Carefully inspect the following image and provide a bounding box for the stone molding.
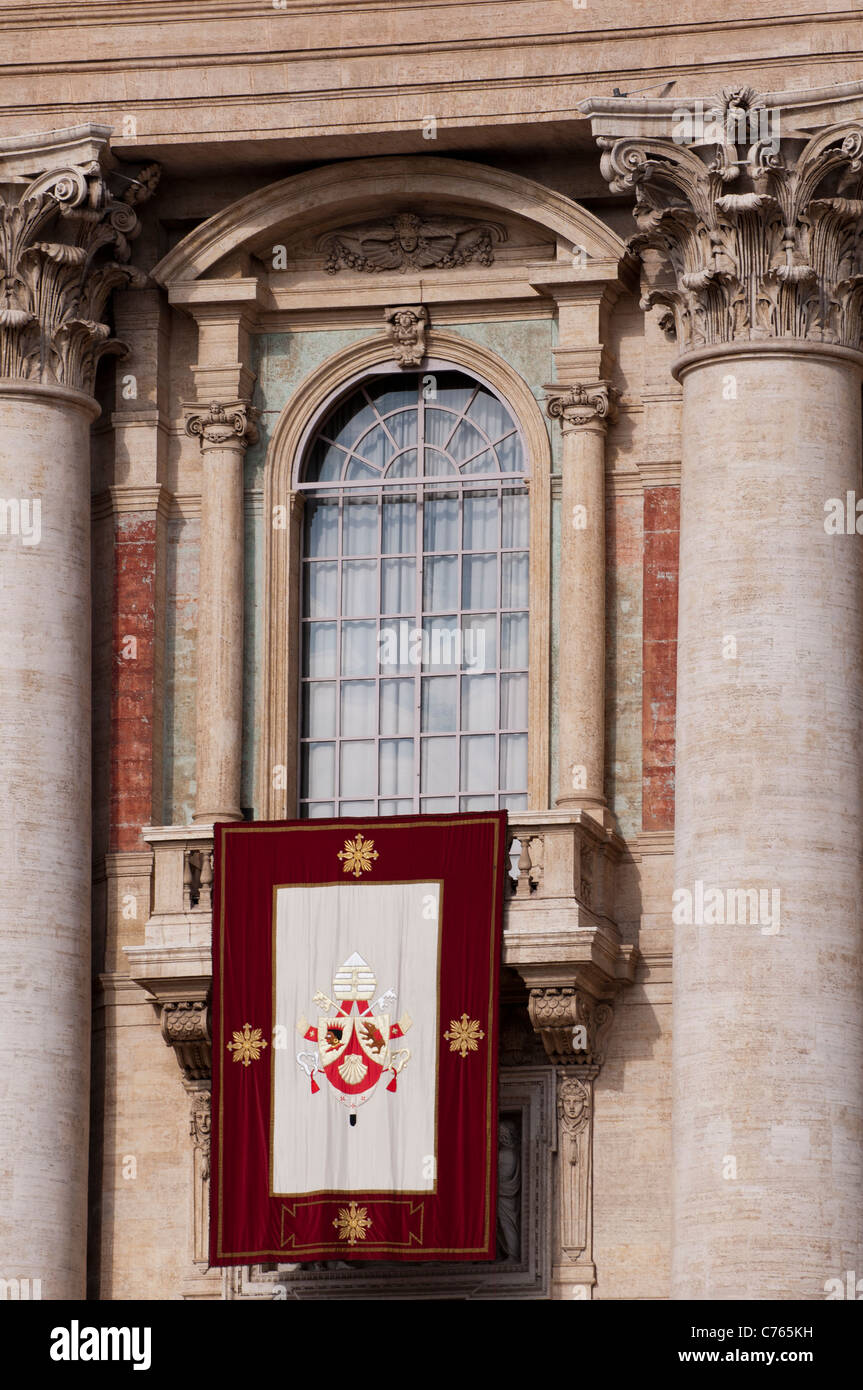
[0,128,158,394]
[152,156,626,289]
[586,89,863,354]
[383,304,429,366]
[544,381,618,433]
[184,400,258,451]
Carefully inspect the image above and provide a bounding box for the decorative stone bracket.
[160,999,211,1084]
[527,987,614,1067]
[384,304,429,366]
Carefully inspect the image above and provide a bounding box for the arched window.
[298,369,529,817]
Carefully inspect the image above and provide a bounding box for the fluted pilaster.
[185,401,258,824]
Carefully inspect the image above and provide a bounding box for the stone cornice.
[0,129,159,394]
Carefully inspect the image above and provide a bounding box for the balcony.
[126,814,637,1069]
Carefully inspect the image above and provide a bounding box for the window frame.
[259,332,552,820]
[296,367,531,818]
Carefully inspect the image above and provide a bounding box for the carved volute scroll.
[0,155,159,391]
[590,87,863,353]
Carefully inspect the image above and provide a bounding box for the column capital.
[544,381,617,432]
[0,127,159,395]
[582,87,863,355]
[185,400,259,451]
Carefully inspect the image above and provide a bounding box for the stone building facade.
[0,2,862,1301]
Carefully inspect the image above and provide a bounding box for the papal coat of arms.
[296,952,412,1125]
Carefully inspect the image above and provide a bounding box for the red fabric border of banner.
[209,811,505,1264]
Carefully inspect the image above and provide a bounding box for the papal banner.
[210,810,506,1264]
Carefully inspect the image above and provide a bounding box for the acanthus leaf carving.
[0,156,160,392]
[593,102,863,353]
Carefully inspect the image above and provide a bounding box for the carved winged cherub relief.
[318,211,506,273]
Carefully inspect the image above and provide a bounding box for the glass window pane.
[324,393,377,449]
[301,742,334,798]
[380,678,414,734]
[380,739,413,797]
[463,493,498,550]
[304,499,338,557]
[302,681,336,737]
[500,672,528,729]
[381,557,415,614]
[380,798,413,815]
[496,432,524,474]
[340,680,376,737]
[342,559,377,616]
[339,741,376,798]
[467,387,512,439]
[460,795,495,810]
[460,734,496,793]
[340,800,375,815]
[306,438,347,483]
[502,552,529,609]
[461,449,497,476]
[343,498,377,555]
[502,491,529,548]
[423,555,458,612]
[354,423,393,468]
[421,675,457,732]
[424,447,456,476]
[462,674,496,731]
[306,801,335,818]
[421,737,457,793]
[386,410,418,450]
[422,616,459,672]
[303,622,337,679]
[367,379,415,415]
[434,374,474,412]
[423,494,458,551]
[386,450,417,478]
[501,793,528,812]
[462,554,497,610]
[378,618,415,675]
[303,561,338,618]
[382,498,416,554]
[421,797,457,812]
[501,613,528,669]
[462,613,496,672]
[341,620,377,677]
[500,733,528,791]
[425,409,459,450]
[448,419,487,463]
[345,457,379,481]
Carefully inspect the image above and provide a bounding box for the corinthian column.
[583,84,863,1299]
[0,126,158,1297]
[545,383,616,817]
[185,402,257,824]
